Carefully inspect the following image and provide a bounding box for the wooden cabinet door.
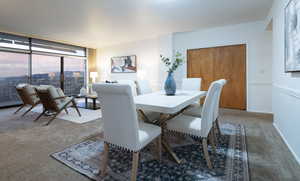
[187,44,246,110]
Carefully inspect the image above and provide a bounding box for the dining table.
[134,90,207,164]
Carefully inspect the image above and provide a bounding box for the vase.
[164,72,176,96]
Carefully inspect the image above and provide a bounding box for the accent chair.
[15,84,40,116]
[35,86,81,126]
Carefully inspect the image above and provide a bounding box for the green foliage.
[160,52,184,73]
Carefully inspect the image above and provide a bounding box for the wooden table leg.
[159,113,182,164]
[138,110,182,164]
[162,140,181,164]
[138,110,152,123]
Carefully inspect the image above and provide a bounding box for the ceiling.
[0,0,273,48]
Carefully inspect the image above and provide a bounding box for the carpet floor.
[0,108,299,181]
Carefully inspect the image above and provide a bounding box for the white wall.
[270,0,300,163]
[173,21,273,113]
[96,34,172,91]
[96,21,272,113]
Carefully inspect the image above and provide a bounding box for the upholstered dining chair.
[183,79,227,135]
[136,79,152,95]
[136,80,160,123]
[181,78,202,91]
[35,86,81,126]
[15,84,41,116]
[166,81,222,169]
[182,78,202,106]
[93,84,161,181]
[116,79,138,96]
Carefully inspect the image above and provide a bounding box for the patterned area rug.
[51,124,249,181]
[31,105,101,124]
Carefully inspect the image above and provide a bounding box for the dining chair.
[166,80,222,169]
[34,86,81,126]
[182,78,202,106]
[136,79,160,123]
[181,78,202,91]
[183,79,227,135]
[136,79,152,95]
[116,79,138,96]
[93,83,161,181]
[15,84,41,116]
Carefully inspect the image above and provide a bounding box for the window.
[0,51,29,107]
[0,33,30,51]
[31,39,86,57]
[0,32,87,107]
[31,54,61,88]
[64,57,86,96]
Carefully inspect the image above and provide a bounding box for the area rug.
[51,124,249,181]
[31,105,102,124]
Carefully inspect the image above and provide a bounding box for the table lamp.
[90,72,98,83]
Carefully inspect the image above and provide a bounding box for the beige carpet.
[31,105,102,124]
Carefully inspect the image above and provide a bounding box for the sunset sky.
[0,52,85,78]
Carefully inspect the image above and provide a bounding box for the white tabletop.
[134,90,207,114]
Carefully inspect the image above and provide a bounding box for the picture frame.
[285,0,300,72]
[111,55,137,73]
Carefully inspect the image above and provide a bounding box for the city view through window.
[0,52,86,107]
[0,52,29,106]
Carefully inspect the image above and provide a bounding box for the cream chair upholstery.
[35,86,81,126]
[166,81,222,169]
[181,78,202,91]
[136,79,152,95]
[212,79,227,134]
[183,79,226,118]
[183,79,227,136]
[182,78,202,106]
[15,84,41,116]
[136,79,160,123]
[93,83,161,181]
[116,79,138,96]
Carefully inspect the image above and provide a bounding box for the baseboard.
[246,109,273,115]
[273,122,300,165]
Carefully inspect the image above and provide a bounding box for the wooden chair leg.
[156,136,162,162]
[14,105,25,114]
[44,109,63,126]
[100,142,109,177]
[72,100,81,117]
[202,138,212,169]
[216,118,222,135]
[64,108,69,114]
[209,129,217,153]
[213,123,218,145]
[21,105,35,117]
[34,110,46,122]
[131,152,140,181]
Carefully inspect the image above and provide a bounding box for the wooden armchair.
[15,84,41,116]
[35,86,81,126]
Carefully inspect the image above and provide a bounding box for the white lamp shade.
[90,72,98,78]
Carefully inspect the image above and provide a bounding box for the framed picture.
[285,0,300,72]
[111,55,137,73]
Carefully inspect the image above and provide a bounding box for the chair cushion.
[137,121,161,150]
[56,88,65,97]
[23,85,40,105]
[183,103,202,117]
[57,97,73,110]
[16,83,28,89]
[166,114,203,137]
